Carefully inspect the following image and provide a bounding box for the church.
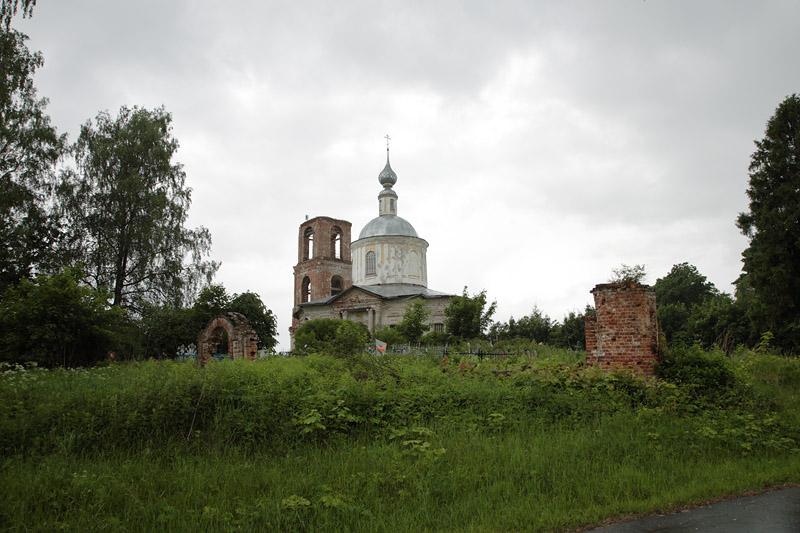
[290,145,453,347]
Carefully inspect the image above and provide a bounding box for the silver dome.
[358,214,418,239]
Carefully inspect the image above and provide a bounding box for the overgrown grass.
[1,348,799,531]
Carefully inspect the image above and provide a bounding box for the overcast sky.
[16,1,800,349]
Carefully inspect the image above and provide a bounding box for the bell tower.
[290,216,352,338]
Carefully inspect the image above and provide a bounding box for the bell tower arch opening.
[331,226,343,259]
[303,227,314,260]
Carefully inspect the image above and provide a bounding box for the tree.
[0,26,65,294]
[550,309,587,350]
[395,298,430,343]
[609,264,647,284]
[193,283,231,320]
[736,94,800,347]
[444,287,496,340]
[58,106,217,309]
[332,320,371,356]
[0,267,123,367]
[654,263,718,308]
[1,0,36,29]
[294,318,342,353]
[654,263,719,346]
[229,291,278,351]
[294,318,369,355]
[374,326,406,346]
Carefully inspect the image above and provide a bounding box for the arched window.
[389,198,395,212]
[331,275,343,296]
[409,250,419,278]
[303,227,314,260]
[301,276,311,303]
[366,251,376,277]
[331,226,342,259]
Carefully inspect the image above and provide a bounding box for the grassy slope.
[1,350,799,532]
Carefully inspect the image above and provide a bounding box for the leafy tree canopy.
[374,326,406,346]
[229,291,278,351]
[654,262,718,308]
[136,284,278,357]
[395,299,430,344]
[294,318,370,356]
[1,0,35,29]
[0,26,65,294]
[0,266,122,367]
[58,105,218,309]
[444,287,496,340]
[736,93,800,346]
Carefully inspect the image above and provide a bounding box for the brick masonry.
[585,282,658,377]
[291,216,353,337]
[197,312,259,363]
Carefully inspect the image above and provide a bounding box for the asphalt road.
[590,485,800,532]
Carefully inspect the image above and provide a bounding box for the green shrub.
[374,327,406,346]
[332,321,370,356]
[419,331,451,345]
[655,344,738,394]
[0,267,123,367]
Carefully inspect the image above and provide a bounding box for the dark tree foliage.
[136,304,198,359]
[654,262,718,308]
[1,0,35,29]
[192,284,277,351]
[0,27,65,294]
[193,283,230,319]
[444,287,496,340]
[294,318,341,353]
[0,267,122,367]
[137,284,278,357]
[550,309,587,350]
[229,291,278,351]
[653,263,757,351]
[490,306,554,344]
[687,294,756,351]
[490,306,587,350]
[736,94,800,348]
[58,106,217,309]
[374,326,406,346]
[294,318,370,355]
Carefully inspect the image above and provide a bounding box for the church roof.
[299,283,451,308]
[358,214,418,239]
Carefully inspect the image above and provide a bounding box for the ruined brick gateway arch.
[197,312,258,363]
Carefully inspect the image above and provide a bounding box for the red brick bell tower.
[290,216,352,340]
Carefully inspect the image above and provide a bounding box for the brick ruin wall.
[585,282,658,377]
[197,312,259,364]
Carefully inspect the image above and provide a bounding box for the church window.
[389,198,395,212]
[366,251,376,277]
[409,251,419,278]
[331,226,342,259]
[331,275,343,296]
[303,227,314,260]
[434,323,444,333]
[301,276,311,302]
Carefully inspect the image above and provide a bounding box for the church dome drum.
[351,147,428,287]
